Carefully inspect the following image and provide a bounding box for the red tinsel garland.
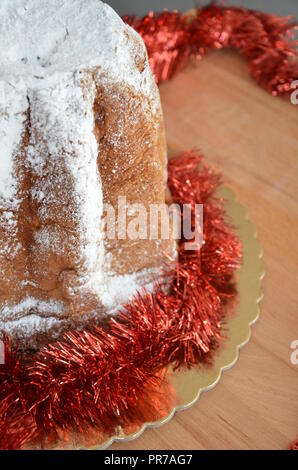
[0,152,241,450]
[124,4,298,96]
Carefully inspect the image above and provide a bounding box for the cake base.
[0,266,164,350]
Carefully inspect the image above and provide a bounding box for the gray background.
[104,1,298,18]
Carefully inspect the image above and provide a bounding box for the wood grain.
[111,50,298,450]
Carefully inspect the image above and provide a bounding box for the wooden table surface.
[111,50,298,450]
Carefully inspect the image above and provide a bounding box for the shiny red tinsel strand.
[0,152,241,449]
[124,4,298,96]
[288,439,298,450]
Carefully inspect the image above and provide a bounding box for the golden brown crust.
[94,78,173,276]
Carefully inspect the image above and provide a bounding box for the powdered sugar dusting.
[0,297,65,321]
[0,0,159,202]
[0,314,69,345]
[100,269,159,312]
[0,269,159,347]
[0,0,165,343]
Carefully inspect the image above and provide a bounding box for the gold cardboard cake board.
[82,184,265,450]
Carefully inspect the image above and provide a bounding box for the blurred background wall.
[104,1,298,18]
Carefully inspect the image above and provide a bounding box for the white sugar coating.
[0,0,159,202]
[0,0,154,96]
[0,314,69,345]
[27,73,104,301]
[89,267,160,312]
[0,297,65,321]
[0,269,159,347]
